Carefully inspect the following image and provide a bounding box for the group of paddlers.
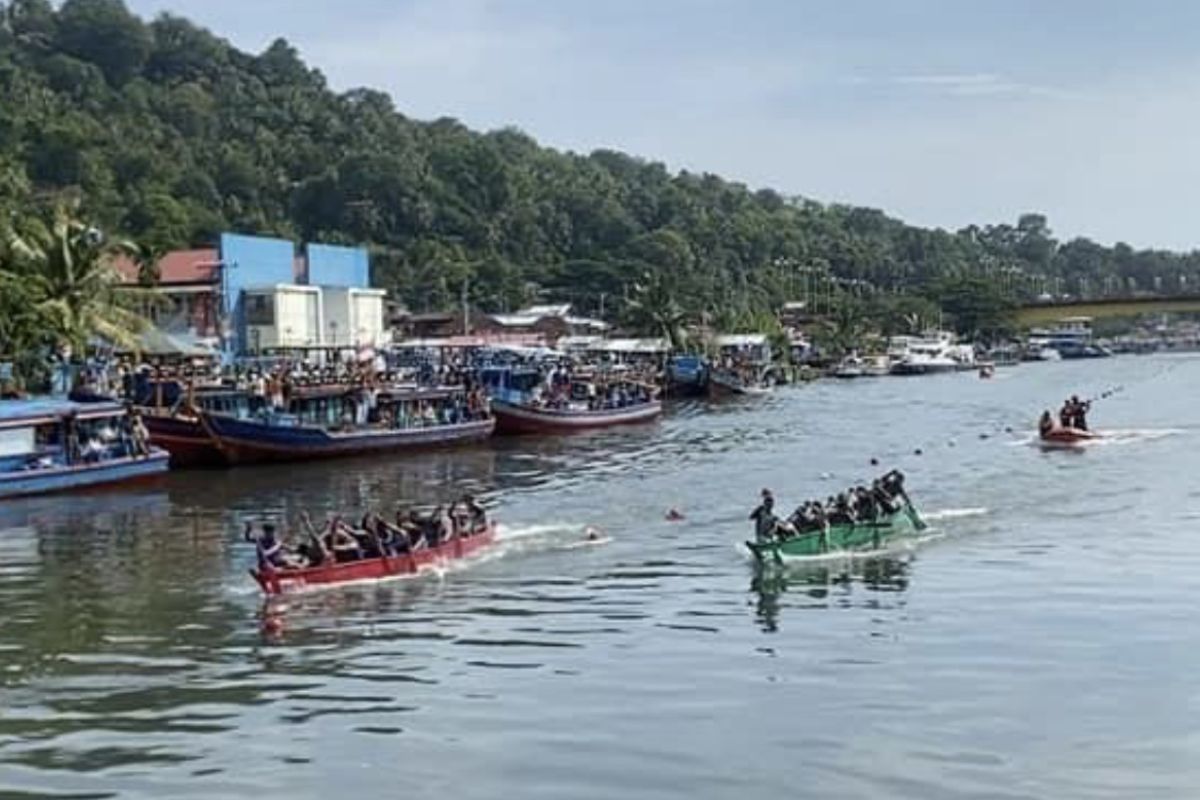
[1038,395,1091,436]
[750,470,909,542]
[246,496,490,571]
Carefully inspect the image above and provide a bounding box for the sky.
[125,0,1200,250]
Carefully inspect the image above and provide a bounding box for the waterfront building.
[117,234,386,358]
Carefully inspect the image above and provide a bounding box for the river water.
[1,355,1198,799]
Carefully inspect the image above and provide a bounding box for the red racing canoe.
[250,522,498,595]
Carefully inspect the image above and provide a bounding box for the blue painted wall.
[306,243,370,288]
[219,234,296,353]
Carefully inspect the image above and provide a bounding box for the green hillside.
[2,0,1198,336]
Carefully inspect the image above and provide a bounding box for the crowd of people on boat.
[20,407,151,471]
[1039,395,1091,436]
[749,470,909,542]
[246,495,491,572]
[526,363,657,411]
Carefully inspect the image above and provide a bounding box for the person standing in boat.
[1070,395,1090,430]
[1058,398,1074,429]
[750,489,778,542]
[128,408,150,457]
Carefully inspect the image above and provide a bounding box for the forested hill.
[1,0,1198,325]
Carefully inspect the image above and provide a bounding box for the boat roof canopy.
[0,398,128,429]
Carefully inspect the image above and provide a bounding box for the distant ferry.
[0,399,169,499]
[1028,317,1112,359]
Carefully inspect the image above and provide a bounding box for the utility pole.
[461,276,470,336]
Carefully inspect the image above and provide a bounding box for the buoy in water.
[914,448,923,456]
[870,457,879,466]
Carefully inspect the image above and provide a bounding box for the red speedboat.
[1039,426,1099,447]
[250,523,498,595]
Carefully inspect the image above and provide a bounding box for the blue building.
[215,234,385,356]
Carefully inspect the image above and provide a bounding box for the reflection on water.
[750,556,912,632]
[2,355,1200,799]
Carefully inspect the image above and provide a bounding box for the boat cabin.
[0,399,146,473]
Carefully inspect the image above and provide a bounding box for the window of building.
[245,294,274,325]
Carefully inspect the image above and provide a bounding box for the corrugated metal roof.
[113,249,220,285]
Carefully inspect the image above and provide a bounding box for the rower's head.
[262,523,277,540]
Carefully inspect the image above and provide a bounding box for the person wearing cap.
[750,489,778,542]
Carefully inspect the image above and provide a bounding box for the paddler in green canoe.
[749,489,779,542]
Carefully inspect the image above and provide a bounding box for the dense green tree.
[56,0,152,85]
[931,275,1017,344]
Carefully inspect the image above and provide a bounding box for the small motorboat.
[251,522,499,595]
[1039,426,1099,447]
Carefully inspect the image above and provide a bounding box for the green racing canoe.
[746,501,927,563]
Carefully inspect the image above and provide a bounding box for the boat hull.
[708,372,772,397]
[201,414,496,465]
[491,400,662,435]
[746,506,923,561]
[666,359,709,397]
[1039,427,1098,447]
[0,450,170,499]
[251,523,498,595]
[890,362,959,375]
[142,413,226,467]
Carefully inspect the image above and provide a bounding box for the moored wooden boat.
[201,411,495,464]
[251,522,498,595]
[142,412,224,467]
[746,502,926,562]
[708,368,773,397]
[666,355,710,397]
[0,399,169,499]
[491,398,662,434]
[196,385,493,465]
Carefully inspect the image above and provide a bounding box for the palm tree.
[623,268,689,351]
[3,203,148,353]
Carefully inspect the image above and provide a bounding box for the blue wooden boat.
[197,385,494,465]
[666,355,709,397]
[0,398,170,499]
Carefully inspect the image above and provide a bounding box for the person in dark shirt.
[750,489,778,542]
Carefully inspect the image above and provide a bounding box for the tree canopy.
[1,0,1198,341]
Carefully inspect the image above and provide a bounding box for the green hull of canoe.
[746,505,924,561]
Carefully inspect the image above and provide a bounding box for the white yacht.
[888,331,974,375]
[832,353,890,378]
